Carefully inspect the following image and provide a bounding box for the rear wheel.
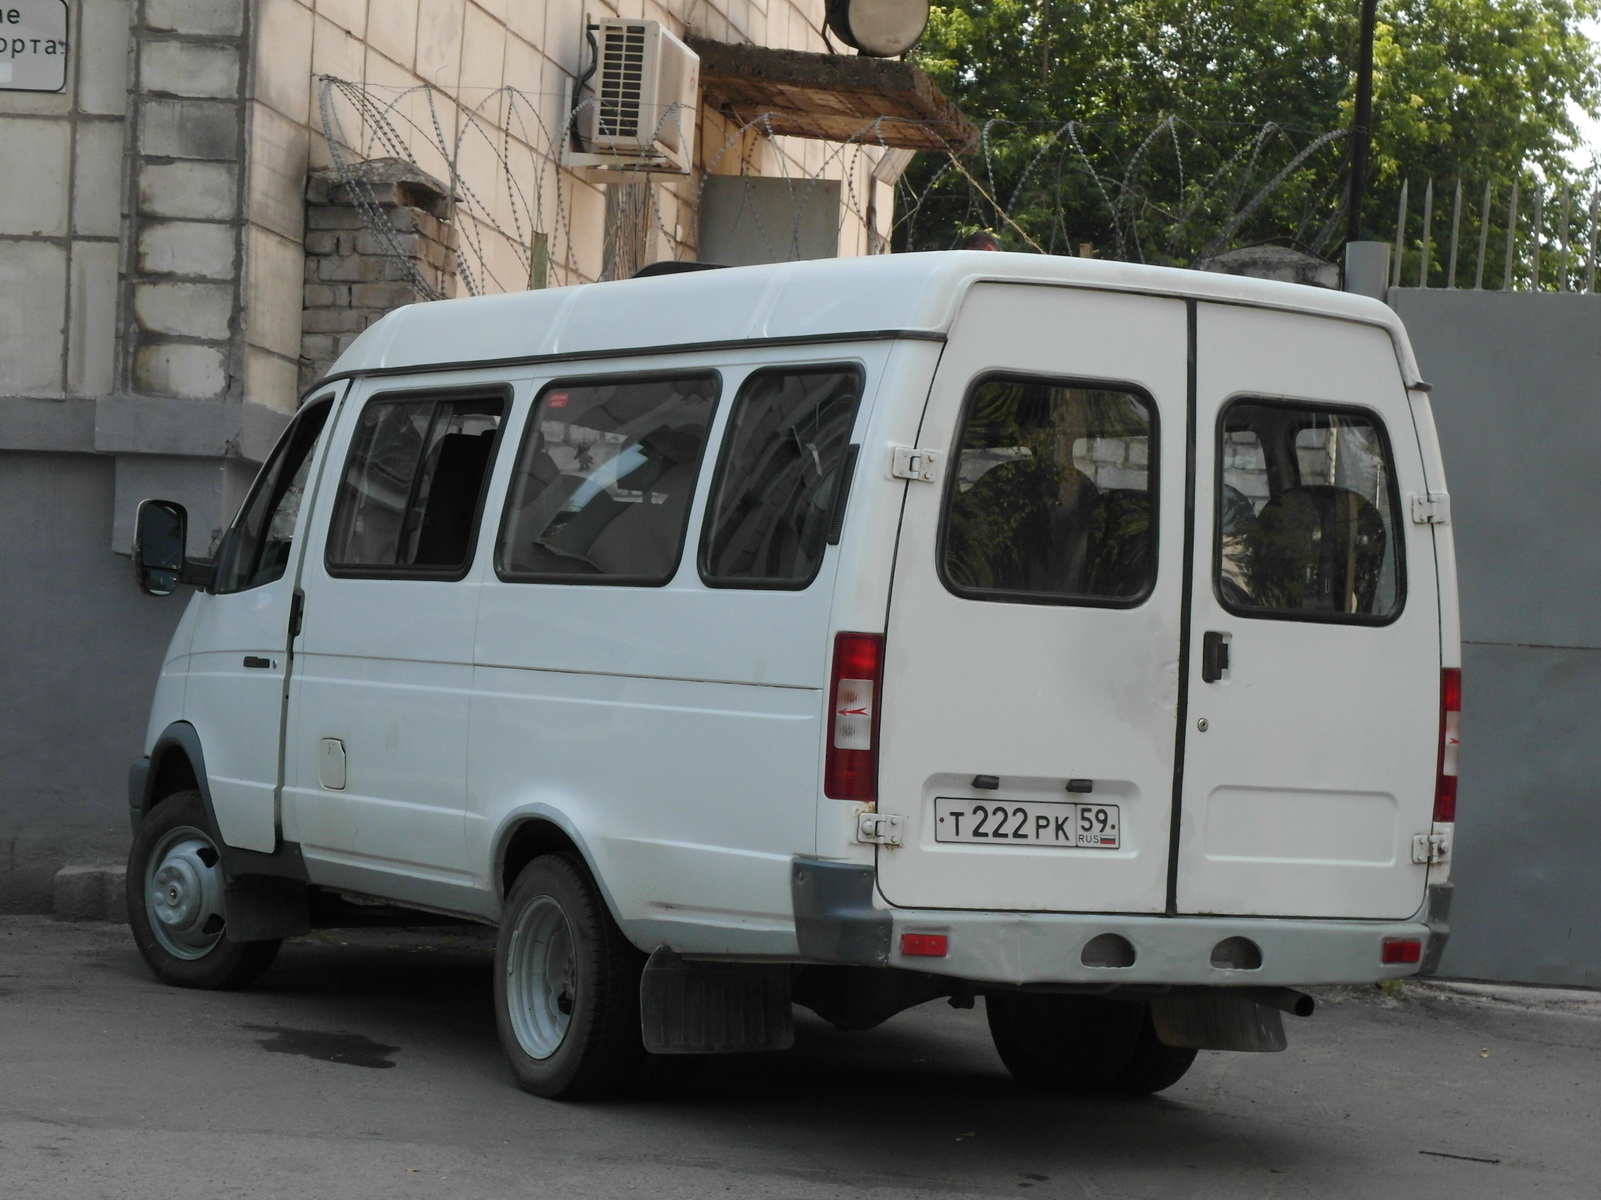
[126,790,280,989]
[986,993,1195,1096]
[1106,1011,1199,1096]
[496,854,696,1100]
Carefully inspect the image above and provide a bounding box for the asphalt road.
[2,916,1598,1199]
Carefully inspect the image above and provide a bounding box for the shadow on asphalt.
[161,930,1335,1186]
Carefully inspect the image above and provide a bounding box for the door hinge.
[1409,491,1451,525]
[890,446,942,483]
[856,811,906,846]
[1411,832,1451,865]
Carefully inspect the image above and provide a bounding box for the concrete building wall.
[0,452,185,910]
[244,0,892,415]
[0,0,130,402]
[1390,288,1601,987]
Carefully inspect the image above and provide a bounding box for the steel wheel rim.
[144,825,227,961]
[505,894,576,1060]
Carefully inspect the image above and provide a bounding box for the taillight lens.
[1382,938,1423,965]
[825,632,883,801]
[1434,668,1461,823]
[901,932,948,957]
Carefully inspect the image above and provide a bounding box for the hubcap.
[144,827,226,960]
[505,894,577,1059]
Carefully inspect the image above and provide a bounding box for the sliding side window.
[326,391,506,578]
[700,366,862,589]
[496,374,719,585]
[941,376,1157,605]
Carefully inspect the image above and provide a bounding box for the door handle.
[243,656,274,669]
[1201,632,1230,683]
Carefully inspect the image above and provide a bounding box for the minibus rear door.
[874,283,1187,915]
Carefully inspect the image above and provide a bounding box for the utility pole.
[1346,0,1379,243]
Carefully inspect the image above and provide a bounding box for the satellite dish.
[825,0,930,58]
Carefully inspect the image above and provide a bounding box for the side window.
[940,376,1157,604]
[213,398,333,594]
[1216,400,1403,620]
[496,374,719,585]
[700,366,862,589]
[326,391,506,577]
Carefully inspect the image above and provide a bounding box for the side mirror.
[134,499,195,596]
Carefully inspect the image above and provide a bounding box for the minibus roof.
[320,251,1426,389]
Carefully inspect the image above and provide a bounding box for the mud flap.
[639,948,795,1054]
[224,876,311,943]
[1151,992,1288,1052]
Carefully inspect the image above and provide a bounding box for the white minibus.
[127,252,1460,1099]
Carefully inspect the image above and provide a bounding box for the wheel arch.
[137,723,218,827]
[492,806,631,937]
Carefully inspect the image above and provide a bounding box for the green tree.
[900,0,1601,274]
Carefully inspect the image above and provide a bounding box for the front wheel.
[125,790,280,989]
[986,992,1196,1096]
[495,854,656,1099]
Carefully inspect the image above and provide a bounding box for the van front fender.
[131,721,309,886]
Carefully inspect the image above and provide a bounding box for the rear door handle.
[1201,632,1230,683]
[243,656,274,669]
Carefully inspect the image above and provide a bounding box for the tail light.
[1434,668,1461,823]
[901,932,949,957]
[825,632,883,801]
[1382,938,1423,965]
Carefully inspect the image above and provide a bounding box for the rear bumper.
[792,857,1451,989]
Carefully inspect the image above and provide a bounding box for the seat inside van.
[1239,484,1387,613]
[413,430,497,567]
[1216,400,1397,617]
[947,458,1102,594]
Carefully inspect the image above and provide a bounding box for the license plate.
[933,797,1120,849]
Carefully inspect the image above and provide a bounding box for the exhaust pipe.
[1240,986,1316,1018]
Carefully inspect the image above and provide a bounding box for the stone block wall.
[299,162,458,389]
[124,1,250,406]
[0,0,131,402]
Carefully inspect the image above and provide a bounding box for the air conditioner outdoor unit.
[574,19,699,175]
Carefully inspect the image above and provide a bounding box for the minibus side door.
[283,377,509,910]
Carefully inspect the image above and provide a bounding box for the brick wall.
[299,161,458,390]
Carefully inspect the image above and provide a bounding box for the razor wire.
[316,77,1380,296]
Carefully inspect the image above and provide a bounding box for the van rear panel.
[875,283,1441,925]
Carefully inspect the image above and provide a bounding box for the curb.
[52,865,129,924]
[1418,979,1601,1015]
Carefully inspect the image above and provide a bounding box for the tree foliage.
[900,0,1601,268]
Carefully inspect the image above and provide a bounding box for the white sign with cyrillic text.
[0,1,68,94]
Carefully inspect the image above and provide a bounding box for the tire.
[1105,1010,1199,1096]
[126,790,281,990]
[986,992,1149,1095]
[495,854,658,1100]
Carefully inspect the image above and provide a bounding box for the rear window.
[1216,400,1403,621]
[940,376,1157,605]
[496,374,719,585]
